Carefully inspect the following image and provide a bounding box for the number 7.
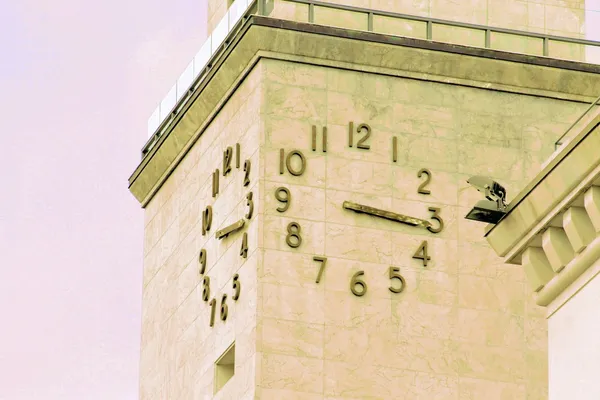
[313,256,327,283]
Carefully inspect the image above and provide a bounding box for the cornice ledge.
[536,234,600,307]
[485,112,600,259]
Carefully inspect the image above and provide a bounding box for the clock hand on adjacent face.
[342,201,431,229]
[216,219,246,239]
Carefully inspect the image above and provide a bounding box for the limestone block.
[522,247,554,292]
[264,147,327,188]
[326,123,399,166]
[327,91,395,130]
[324,289,391,328]
[262,282,325,324]
[268,1,310,24]
[259,389,323,400]
[458,377,526,399]
[542,227,575,273]
[261,352,324,393]
[584,186,600,232]
[434,25,485,48]
[324,361,416,398]
[264,59,327,89]
[314,5,369,31]
[373,15,428,39]
[261,318,324,358]
[260,250,326,288]
[380,335,458,375]
[454,342,525,381]
[488,0,528,28]
[263,215,325,255]
[455,308,524,349]
[392,301,456,340]
[458,274,525,315]
[490,32,544,56]
[325,222,391,264]
[545,5,585,34]
[563,206,596,253]
[264,82,327,124]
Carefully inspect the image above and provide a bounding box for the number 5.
[389,267,405,294]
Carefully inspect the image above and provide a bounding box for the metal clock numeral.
[417,168,432,195]
[350,271,367,297]
[232,274,241,301]
[243,160,251,186]
[285,222,302,248]
[389,267,406,293]
[413,240,431,267]
[223,146,233,176]
[275,187,291,212]
[426,207,443,233]
[279,149,306,176]
[240,232,248,258]
[246,192,254,219]
[198,249,207,274]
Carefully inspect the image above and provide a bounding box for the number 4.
[412,240,431,267]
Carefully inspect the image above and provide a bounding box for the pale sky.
[2,1,600,399]
[0,0,206,398]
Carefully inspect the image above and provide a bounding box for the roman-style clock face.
[197,120,447,331]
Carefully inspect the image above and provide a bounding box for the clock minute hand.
[342,201,431,229]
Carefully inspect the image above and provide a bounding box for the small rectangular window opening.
[214,343,235,393]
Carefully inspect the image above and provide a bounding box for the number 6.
[350,271,367,297]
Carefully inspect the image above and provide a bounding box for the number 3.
[427,207,443,233]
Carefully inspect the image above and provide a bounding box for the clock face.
[197,119,453,332]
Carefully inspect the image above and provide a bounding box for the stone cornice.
[128,15,600,205]
[486,110,600,307]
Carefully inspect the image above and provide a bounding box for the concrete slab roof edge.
[128,15,600,206]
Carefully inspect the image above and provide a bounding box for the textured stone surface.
[132,52,600,398]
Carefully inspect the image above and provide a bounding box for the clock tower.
[130,0,600,398]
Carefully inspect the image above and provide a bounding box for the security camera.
[464,176,508,224]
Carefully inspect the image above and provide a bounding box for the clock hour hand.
[216,219,245,239]
[342,201,431,229]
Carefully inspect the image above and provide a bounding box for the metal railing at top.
[288,0,600,53]
[141,0,259,156]
[142,0,600,158]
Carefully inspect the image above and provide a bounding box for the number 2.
[417,168,431,195]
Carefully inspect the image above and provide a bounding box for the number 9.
[275,187,291,212]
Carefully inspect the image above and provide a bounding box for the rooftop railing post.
[543,37,549,56]
[368,12,373,31]
[485,29,491,48]
[426,20,432,40]
[308,2,315,23]
[258,0,265,15]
